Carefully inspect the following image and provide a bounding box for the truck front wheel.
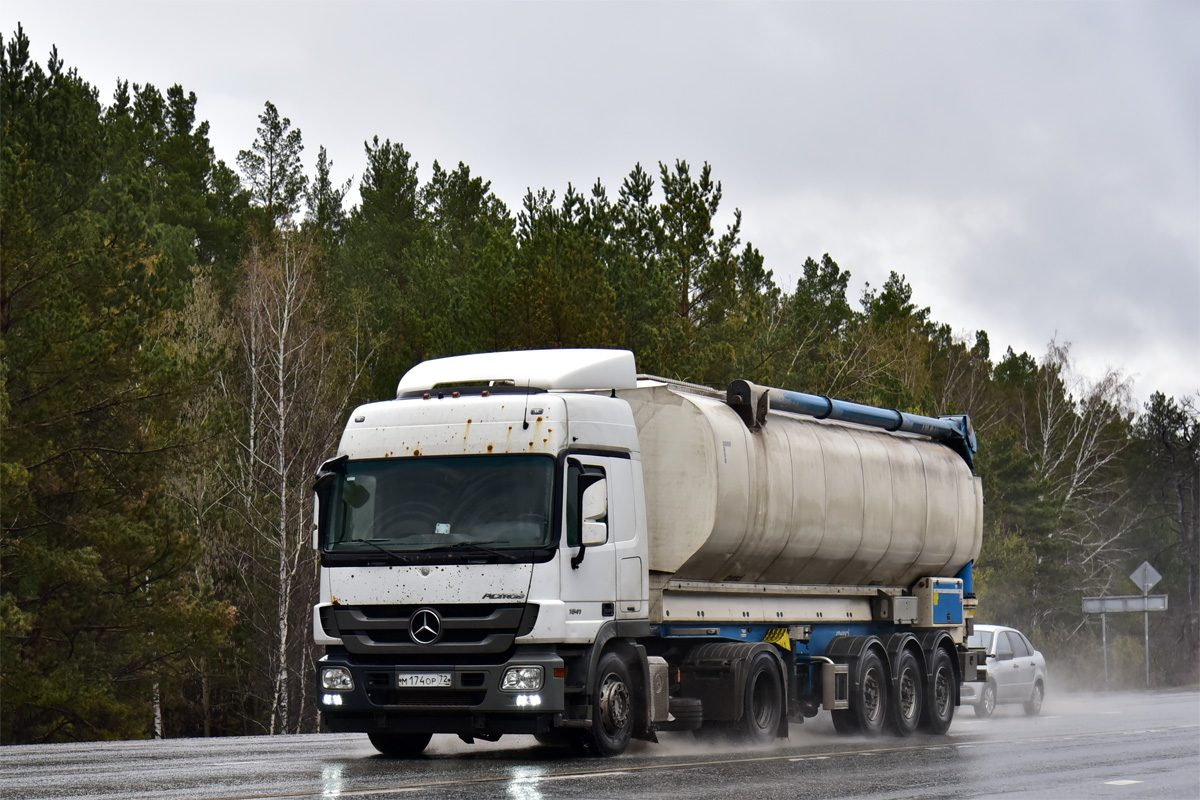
[367,731,432,758]
[578,651,635,757]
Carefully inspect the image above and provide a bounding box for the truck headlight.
[500,666,543,692]
[321,666,354,691]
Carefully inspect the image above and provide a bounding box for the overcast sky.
[6,1,1198,406]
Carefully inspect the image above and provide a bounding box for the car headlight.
[501,666,544,692]
[321,666,354,691]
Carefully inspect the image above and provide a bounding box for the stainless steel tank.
[621,382,983,588]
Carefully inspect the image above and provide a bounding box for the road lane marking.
[1105,780,1143,786]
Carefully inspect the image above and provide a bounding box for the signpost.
[1130,561,1162,687]
[1081,561,1167,687]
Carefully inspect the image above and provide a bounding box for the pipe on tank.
[727,379,977,469]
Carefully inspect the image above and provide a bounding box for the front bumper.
[317,646,566,735]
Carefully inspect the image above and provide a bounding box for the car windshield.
[967,629,994,650]
[319,455,555,552]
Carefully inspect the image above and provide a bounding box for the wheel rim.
[1031,685,1043,712]
[599,672,630,734]
[933,666,952,717]
[898,668,918,720]
[983,685,995,714]
[863,669,882,723]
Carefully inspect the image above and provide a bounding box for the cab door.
[558,455,618,641]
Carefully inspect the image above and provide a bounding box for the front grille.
[327,603,539,655]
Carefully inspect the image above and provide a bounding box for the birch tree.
[225,230,370,733]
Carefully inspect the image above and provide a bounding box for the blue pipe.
[727,379,977,468]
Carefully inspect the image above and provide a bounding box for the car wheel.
[1024,681,1044,716]
[974,682,996,718]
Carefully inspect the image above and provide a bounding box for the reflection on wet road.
[2,690,1197,800]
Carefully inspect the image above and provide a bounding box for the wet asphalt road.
[3,689,1197,800]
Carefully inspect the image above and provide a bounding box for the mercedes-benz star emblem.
[409,608,442,645]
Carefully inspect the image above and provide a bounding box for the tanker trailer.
[312,349,984,757]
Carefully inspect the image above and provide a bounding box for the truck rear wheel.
[887,649,923,737]
[577,651,635,757]
[919,646,955,734]
[737,652,784,744]
[831,708,859,735]
[367,731,432,758]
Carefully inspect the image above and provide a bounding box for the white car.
[961,624,1047,718]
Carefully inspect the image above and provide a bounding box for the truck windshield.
[319,455,555,552]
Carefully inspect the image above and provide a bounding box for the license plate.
[397,672,451,688]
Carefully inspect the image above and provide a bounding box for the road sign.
[1082,595,1168,613]
[1130,561,1162,594]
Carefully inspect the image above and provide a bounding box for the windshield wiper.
[417,541,521,563]
[353,538,409,566]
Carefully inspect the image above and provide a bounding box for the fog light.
[501,666,544,692]
[321,667,354,691]
[321,693,344,706]
[515,694,542,707]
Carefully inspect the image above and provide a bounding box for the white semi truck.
[312,349,984,756]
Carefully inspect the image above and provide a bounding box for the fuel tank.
[620,382,983,588]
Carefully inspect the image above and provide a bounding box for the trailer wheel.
[919,646,955,734]
[887,649,923,737]
[736,652,784,744]
[367,731,432,758]
[578,651,635,757]
[852,650,888,737]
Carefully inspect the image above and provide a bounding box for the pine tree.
[237,101,306,229]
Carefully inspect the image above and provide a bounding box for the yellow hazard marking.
[764,627,790,650]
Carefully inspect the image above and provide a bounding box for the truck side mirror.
[581,479,608,546]
[313,455,348,550]
[568,459,607,568]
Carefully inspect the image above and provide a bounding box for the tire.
[736,652,785,744]
[887,649,923,737]
[534,730,570,747]
[669,696,704,730]
[919,647,956,735]
[1024,681,1044,716]
[831,708,859,735]
[853,650,888,737]
[974,682,996,719]
[578,651,635,757]
[367,731,432,758]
